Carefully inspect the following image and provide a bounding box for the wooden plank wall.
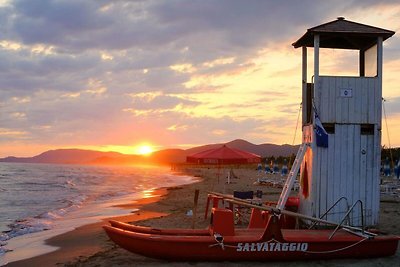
[317,76,380,125]
[310,126,379,226]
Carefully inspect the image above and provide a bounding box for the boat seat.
[209,208,235,236]
[204,194,225,219]
[248,208,270,229]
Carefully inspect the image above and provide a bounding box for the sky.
[0,0,399,157]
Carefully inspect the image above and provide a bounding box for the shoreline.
[5,167,400,266]
[6,187,171,267]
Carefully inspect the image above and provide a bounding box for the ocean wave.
[95,191,132,201]
[0,190,129,255]
[0,173,10,179]
[0,193,89,254]
[15,181,68,192]
[0,216,54,254]
[0,244,10,257]
[0,218,52,257]
[17,181,64,187]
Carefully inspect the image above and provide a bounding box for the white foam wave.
[0,193,90,256]
[96,191,131,201]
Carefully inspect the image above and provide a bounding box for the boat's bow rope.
[207,235,369,254]
[208,233,237,250]
[304,237,369,254]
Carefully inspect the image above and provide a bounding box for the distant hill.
[0,149,125,164]
[150,149,187,164]
[0,140,299,165]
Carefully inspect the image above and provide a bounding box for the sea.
[0,162,196,264]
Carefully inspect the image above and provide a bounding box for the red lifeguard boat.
[103,193,399,261]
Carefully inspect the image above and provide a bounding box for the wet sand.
[6,167,400,267]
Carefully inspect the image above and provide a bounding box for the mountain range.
[0,139,299,165]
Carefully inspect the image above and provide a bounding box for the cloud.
[11,0,112,46]
[0,128,28,138]
[384,97,400,116]
[127,92,200,111]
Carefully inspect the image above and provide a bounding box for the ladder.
[276,142,309,210]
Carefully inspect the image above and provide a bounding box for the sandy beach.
[6,166,400,267]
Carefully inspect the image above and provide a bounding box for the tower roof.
[293,17,395,50]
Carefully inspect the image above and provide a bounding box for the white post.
[375,36,384,224]
[312,34,320,218]
[302,46,307,85]
[302,46,307,125]
[377,36,383,130]
[377,37,383,79]
[313,34,320,104]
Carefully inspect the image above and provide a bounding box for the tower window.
[361,124,374,135]
[322,123,335,134]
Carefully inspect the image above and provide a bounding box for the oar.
[191,189,200,229]
[208,191,375,236]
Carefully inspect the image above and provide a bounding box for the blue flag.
[315,115,328,148]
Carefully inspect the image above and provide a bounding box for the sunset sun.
[136,145,154,155]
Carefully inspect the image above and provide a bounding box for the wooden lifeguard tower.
[292,18,395,226]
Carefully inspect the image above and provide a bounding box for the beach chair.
[233,191,254,225]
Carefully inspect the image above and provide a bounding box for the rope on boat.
[264,238,369,255]
[208,233,237,250]
[304,237,369,254]
[208,237,284,251]
[208,234,369,254]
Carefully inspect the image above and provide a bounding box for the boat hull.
[109,220,210,236]
[103,225,399,261]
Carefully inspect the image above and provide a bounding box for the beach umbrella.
[281,159,288,176]
[395,160,400,179]
[273,163,280,174]
[383,157,391,177]
[187,145,261,164]
[265,164,272,174]
[257,163,263,173]
[186,145,261,183]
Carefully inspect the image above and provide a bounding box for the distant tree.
[267,156,276,165]
[276,156,284,164]
[381,146,400,167]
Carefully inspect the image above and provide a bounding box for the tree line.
[260,146,400,167]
